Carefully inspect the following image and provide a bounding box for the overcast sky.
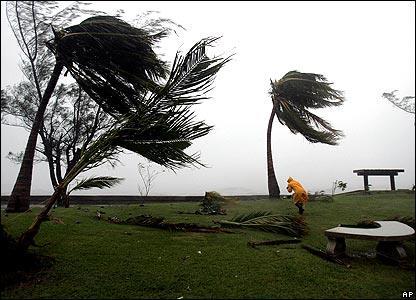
[1,1,415,196]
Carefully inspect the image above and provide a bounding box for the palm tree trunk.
[7,61,64,212]
[267,106,280,198]
[17,185,64,251]
[63,186,70,208]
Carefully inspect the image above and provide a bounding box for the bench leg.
[326,237,346,257]
[376,241,407,263]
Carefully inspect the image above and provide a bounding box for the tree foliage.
[6,1,102,93]
[2,83,115,189]
[270,71,345,145]
[382,90,415,114]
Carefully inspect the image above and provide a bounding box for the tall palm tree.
[267,71,345,198]
[7,15,175,212]
[17,35,232,250]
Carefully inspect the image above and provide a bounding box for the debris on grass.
[51,217,65,225]
[108,216,121,223]
[105,214,235,233]
[214,211,308,237]
[247,238,301,248]
[339,220,381,228]
[308,193,334,202]
[301,244,351,268]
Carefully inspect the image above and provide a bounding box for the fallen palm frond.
[214,212,308,237]
[106,214,235,233]
[301,244,351,268]
[247,238,301,248]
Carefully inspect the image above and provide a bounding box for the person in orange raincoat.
[286,176,308,215]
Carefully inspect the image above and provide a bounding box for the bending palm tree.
[267,71,345,198]
[7,15,177,212]
[18,35,231,250]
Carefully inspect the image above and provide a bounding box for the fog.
[1,1,415,196]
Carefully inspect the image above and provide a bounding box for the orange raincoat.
[286,177,308,204]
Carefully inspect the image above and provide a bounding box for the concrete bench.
[325,221,415,261]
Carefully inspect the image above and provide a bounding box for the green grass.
[1,191,415,299]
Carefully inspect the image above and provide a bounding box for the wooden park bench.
[353,169,404,191]
[325,221,415,262]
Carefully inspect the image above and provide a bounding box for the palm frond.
[62,106,211,183]
[272,71,344,109]
[68,176,124,194]
[274,98,344,144]
[231,211,272,223]
[218,213,308,237]
[114,107,213,169]
[270,71,345,145]
[110,214,233,233]
[149,36,233,109]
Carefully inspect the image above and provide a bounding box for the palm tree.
[17,35,232,250]
[267,71,345,198]
[7,15,176,212]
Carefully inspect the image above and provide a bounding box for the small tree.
[137,159,166,205]
[2,82,115,207]
[331,180,347,196]
[5,1,103,212]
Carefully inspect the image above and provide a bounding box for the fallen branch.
[247,239,301,248]
[301,244,352,268]
[107,214,236,233]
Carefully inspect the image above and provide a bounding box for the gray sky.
[1,1,415,196]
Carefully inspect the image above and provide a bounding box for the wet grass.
[1,191,414,299]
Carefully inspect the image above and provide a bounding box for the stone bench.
[325,221,415,261]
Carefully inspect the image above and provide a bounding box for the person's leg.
[295,202,304,214]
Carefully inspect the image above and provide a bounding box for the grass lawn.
[1,191,415,299]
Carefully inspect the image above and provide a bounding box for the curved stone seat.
[324,221,415,261]
[325,221,415,241]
